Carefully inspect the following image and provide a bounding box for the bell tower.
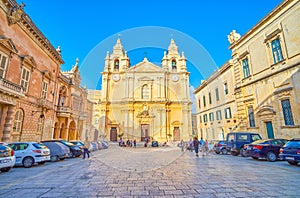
[104,38,130,73]
[162,39,186,72]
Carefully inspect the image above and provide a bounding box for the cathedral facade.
[92,39,192,142]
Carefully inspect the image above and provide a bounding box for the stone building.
[229,0,300,139]
[195,0,300,140]
[53,59,94,142]
[0,0,93,142]
[194,61,237,140]
[91,38,192,142]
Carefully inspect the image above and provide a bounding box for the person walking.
[189,138,193,152]
[180,139,184,152]
[205,139,209,155]
[133,139,136,148]
[193,137,199,157]
[199,137,205,156]
[82,145,90,159]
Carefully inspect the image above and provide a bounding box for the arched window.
[114,59,119,70]
[142,84,149,99]
[171,59,177,70]
[58,86,67,106]
[12,109,24,133]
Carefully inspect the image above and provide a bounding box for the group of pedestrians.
[182,137,209,157]
[118,138,137,148]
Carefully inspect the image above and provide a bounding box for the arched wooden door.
[110,127,117,142]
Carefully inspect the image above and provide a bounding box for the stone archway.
[68,121,77,141]
[60,123,65,139]
[53,122,59,139]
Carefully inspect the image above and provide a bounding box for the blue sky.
[18,0,282,89]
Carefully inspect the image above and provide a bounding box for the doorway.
[173,127,180,141]
[141,124,149,141]
[265,122,274,139]
[110,127,117,142]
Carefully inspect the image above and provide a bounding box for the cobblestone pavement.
[0,143,299,198]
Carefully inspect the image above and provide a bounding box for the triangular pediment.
[128,60,164,73]
[21,55,37,69]
[0,36,18,53]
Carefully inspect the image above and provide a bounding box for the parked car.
[100,141,109,149]
[70,140,84,148]
[244,139,288,162]
[152,141,159,147]
[8,142,50,168]
[226,132,262,156]
[42,140,82,158]
[214,140,230,154]
[89,142,98,151]
[42,141,70,162]
[279,138,300,165]
[0,144,15,172]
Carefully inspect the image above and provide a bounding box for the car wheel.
[266,151,277,162]
[221,148,228,155]
[240,148,247,157]
[215,151,220,154]
[22,157,34,168]
[0,167,11,172]
[69,152,74,158]
[50,155,58,162]
[288,160,298,165]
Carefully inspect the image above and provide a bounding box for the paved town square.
[0,144,299,198]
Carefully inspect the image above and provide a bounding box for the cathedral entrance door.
[141,124,149,141]
[173,127,180,141]
[110,127,117,142]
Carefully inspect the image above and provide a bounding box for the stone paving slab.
[0,145,299,197]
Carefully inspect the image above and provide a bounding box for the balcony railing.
[0,77,24,97]
[56,106,71,117]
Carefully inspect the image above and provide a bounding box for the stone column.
[2,105,14,142]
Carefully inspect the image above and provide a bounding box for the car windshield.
[33,143,48,149]
[61,140,75,146]
[284,140,300,148]
[251,140,269,145]
[72,142,83,146]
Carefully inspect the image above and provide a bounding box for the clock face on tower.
[171,74,179,82]
[112,74,120,82]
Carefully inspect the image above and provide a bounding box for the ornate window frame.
[264,28,287,66]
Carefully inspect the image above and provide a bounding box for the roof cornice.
[3,0,64,64]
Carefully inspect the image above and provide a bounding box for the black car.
[279,138,300,165]
[42,140,82,158]
[244,139,288,162]
[152,141,159,147]
[213,140,229,154]
[226,132,262,157]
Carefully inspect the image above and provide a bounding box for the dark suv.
[226,132,262,156]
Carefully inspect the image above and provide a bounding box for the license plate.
[0,159,11,163]
[285,157,294,160]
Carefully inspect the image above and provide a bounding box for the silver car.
[8,142,50,168]
[0,144,16,172]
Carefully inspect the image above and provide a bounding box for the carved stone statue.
[227,30,241,44]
